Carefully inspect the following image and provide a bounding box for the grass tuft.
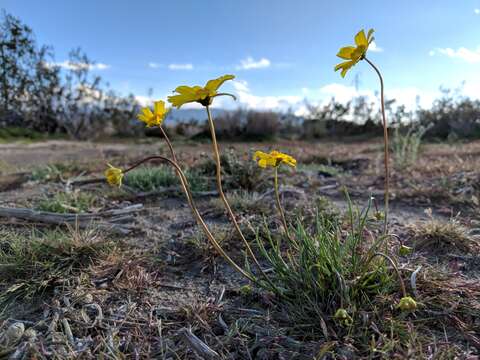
[124,165,208,192]
[35,190,98,213]
[410,218,479,253]
[0,226,116,305]
[255,196,397,334]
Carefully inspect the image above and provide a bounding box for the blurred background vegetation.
[2,10,480,143]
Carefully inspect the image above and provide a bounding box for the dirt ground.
[0,138,479,359]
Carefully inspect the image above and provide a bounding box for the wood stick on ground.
[0,204,143,234]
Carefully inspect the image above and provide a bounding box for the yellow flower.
[399,245,413,256]
[253,150,297,169]
[105,164,124,187]
[168,75,235,108]
[334,308,353,326]
[335,29,374,77]
[397,296,417,312]
[137,100,169,127]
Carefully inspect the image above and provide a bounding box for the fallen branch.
[0,204,143,234]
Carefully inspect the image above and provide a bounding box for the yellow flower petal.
[175,86,197,95]
[154,100,165,115]
[204,75,235,93]
[398,296,417,312]
[334,60,355,77]
[105,164,124,187]
[270,150,297,167]
[337,46,356,60]
[167,94,196,108]
[169,75,234,108]
[354,30,368,47]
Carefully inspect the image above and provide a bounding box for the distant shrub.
[196,150,265,191]
[244,110,280,140]
[212,109,245,139]
[418,88,480,140]
[0,127,44,140]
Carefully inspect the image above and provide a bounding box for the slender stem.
[124,155,254,281]
[364,57,390,235]
[366,252,407,297]
[274,167,291,238]
[159,126,178,164]
[205,105,272,283]
[157,125,275,285]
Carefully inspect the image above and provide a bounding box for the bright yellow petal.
[204,75,235,93]
[354,30,368,47]
[137,107,154,125]
[154,100,165,115]
[168,94,195,108]
[137,114,148,122]
[337,46,356,60]
[335,60,355,77]
[142,107,154,118]
[105,164,124,187]
[175,86,197,95]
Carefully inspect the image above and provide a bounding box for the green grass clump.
[36,191,98,213]
[255,196,397,334]
[124,165,208,192]
[30,162,88,182]
[0,127,44,141]
[297,163,342,177]
[392,124,430,170]
[0,227,115,304]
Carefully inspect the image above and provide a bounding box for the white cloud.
[231,79,301,111]
[168,63,193,70]
[369,41,383,52]
[475,8,480,14]
[318,83,437,110]
[319,83,374,104]
[236,57,271,70]
[434,46,480,63]
[134,95,154,106]
[48,61,110,71]
[148,62,162,69]
[428,50,436,56]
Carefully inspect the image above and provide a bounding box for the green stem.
[364,57,390,235]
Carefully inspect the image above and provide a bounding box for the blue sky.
[2,0,480,113]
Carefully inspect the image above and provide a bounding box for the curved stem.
[205,105,273,283]
[213,93,237,101]
[159,126,178,164]
[365,252,407,297]
[274,167,291,238]
[364,57,390,235]
[124,155,254,282]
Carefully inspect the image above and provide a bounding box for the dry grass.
[0,139,479,358]
[409,218,479,254]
